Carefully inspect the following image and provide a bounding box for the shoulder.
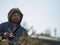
[0,22,9,27]
[20,26,28,36]
[20,26,27,31]
[1,22,8,25]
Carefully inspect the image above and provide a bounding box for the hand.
[3,32,9,38]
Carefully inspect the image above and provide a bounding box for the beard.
[11,18,20,23]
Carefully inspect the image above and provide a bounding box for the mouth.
[13,18,20,22]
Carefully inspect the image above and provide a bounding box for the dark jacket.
[0,8,28,38]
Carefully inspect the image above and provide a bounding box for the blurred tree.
[40,28,51,37]
[54,28,57,38]
[57,37,60,40]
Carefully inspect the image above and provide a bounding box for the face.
[11,12,21,23]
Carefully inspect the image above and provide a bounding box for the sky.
[0,0,60,37]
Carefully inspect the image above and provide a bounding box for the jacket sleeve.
[0,24,3,36]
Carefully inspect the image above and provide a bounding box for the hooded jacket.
[0,8,28,38]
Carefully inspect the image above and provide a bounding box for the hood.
[8,8,23,24]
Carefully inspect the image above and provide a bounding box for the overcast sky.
[0,0,60,37]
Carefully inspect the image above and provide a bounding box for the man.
[0,8,28,45]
